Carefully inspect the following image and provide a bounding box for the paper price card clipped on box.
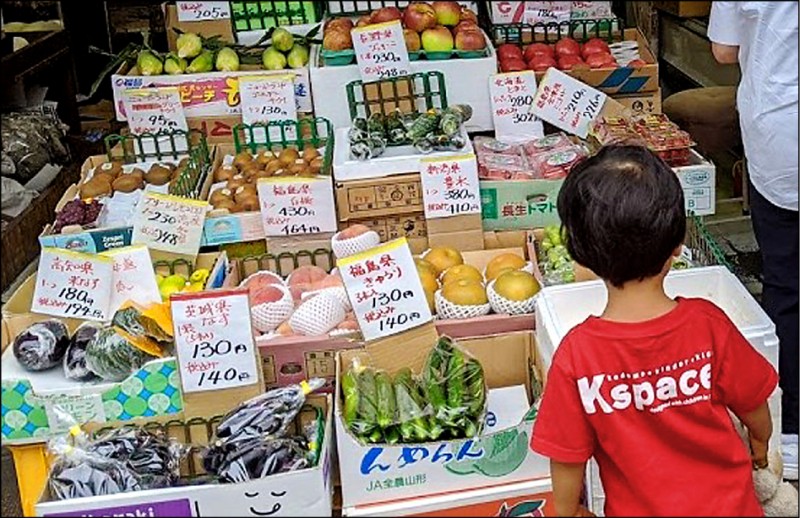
[132,191,209,256]
[531,68,609,138]
[121,87,189,153]
[177,1,231,21]
[420,154,482,219]
[490,71,544,142]
[32,248,114,321]
[351,20,411,83]
[101,245,162,314]
[240,74,298,142]
[257,176,337,236]
[171,289,260,393]
[339,238,432,341]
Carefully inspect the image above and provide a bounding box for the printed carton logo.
[682,171,710,186]
[498,499,546,517]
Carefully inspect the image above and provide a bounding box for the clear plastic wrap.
[13,319,70,372]
[63,322,102,381]
[341,336,487,445]
[0,111,69,184]
[84,327,159,382]
[538,225,576,285]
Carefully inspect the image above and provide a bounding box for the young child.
[530,145,778,517]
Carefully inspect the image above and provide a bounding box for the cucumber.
[357,369,378,435]
[342,368,359,430]
[375,371,396,429]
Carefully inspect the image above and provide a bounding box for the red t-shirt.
[531,297,778,517]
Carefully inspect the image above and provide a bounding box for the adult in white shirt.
[709,1,798,481]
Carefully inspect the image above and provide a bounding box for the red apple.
[403,2,437,32]
[528,55,557,71]
[421,25,454,52]
[581,37,610,58]
[524,42,554,61]
[627,58,647,68]
[460,7,479,24]
[452,20,479,35]
[497,43,524,61]
[356,15,372,27]
[326,17,354,33]
[371,6,403,23]
[558,54,585,70]
[502,58,528,72]
[555,37,581,57]
[455,27,486,50]
[403,28,422,51]
[432,1,462,26]
[586,52,615,68]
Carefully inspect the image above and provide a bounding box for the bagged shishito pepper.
[342,336,487,445]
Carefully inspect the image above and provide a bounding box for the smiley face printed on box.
[192,488,290,517]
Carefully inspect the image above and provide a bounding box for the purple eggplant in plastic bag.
[63,322,101,381]
[13,319,69,371]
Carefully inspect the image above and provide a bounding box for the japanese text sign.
[177,1,231,21]
[240,75,298,125]
[257,175,337,237]
[490,72,544,141]
[132,192,209,256]
[339,238,432,341]
[171,289,260,393]
[101,245,161,313]
[121,87,188,136]
[420,154,482,219]
[32,248,114,321]
[531,68,607,138]
[351,20,411,83]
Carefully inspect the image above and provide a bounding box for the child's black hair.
[557,145,686,288]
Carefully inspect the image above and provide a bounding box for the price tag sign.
[171,289,259,393]
[177,1,231,22]
[240,75,298,124]
[339,238,432,341]
[132,192,209,256]
[122,87,188,135]
[351,20,411,83]
[420,154,482,219]
[32,248,114,321]
[531,68,608,138]
[257,176,337,237]
[490,72,544,141]
[101,245,162,314]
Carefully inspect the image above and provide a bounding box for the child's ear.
[672,245,683,258]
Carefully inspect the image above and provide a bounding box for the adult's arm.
[708,2,740,64]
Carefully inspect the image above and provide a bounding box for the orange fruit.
[424,246,464,275]
[485,253,526,281]
[441,279,488,306]
[494,270,540,301]
[441,264,483,286]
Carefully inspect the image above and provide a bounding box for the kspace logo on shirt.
[577,350,713,415]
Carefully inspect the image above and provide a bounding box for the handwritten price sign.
[32,248,114,321]
[531,68,607,138]
[490,72,544,141]
[257,176,337,237]
[177,1,231,21]
[351,20,411,83]
[101,245,161,314]
[171,289,259,393]
[132,192,209,256]
[122,87,188,135]
[420,154,482,219]
[240,75,298,124]
[339,238,432,341]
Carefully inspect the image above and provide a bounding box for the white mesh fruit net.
[250,284,294,333]
[434,289,492,320]
[289,292,347,336]
[487,279,537,316]
[332,230,381,259]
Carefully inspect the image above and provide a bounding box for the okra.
[375,371,396,429]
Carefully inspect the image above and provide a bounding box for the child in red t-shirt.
[530,145,778,517]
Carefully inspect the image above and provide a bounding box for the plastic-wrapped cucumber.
[84,327,157,382]
[63,323,101,381]
[394,368,429,442]
[375,371,396,429]
[464,359,486,418]
[445,347,467,426]
[354,369,378,437]
[13,320,70,372]
[341,368,359,432]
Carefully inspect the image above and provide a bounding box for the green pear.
[262,46,287,70]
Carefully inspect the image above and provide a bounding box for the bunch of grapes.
[54,199,103,233]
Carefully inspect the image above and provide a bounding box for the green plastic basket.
[232,117,335,176]
[103,129,212,199]
[152,258,196,277]
[320,47,489,67]
[230,1,323,32]
[490,17,624,46]
[346,71,448,122]
[240,247,335,278]
[325,0,409,17]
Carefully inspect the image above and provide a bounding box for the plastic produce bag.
[206,437,311,484]
[342,336,487,445]
[1,111,69,184]
[13,319,69,371]
[63,322,101,381]
[84,326,158,382]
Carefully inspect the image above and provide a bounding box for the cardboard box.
[344,477,554,516]
[675,148,716,217]
[345,213,428,242]
[336,324,548,508]
[336,174,423,221]
[35,395,334,516]
[653,1,711,18]
[309,36,498,132]
[529,229,599,288]
[613,89,663,115]
[480,178,564,232]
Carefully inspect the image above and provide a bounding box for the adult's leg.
[749,182,799,437]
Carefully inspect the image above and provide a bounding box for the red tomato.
[558,54,585,70]
[586,52,615,69]
[581,37,610,59]
[497,44,524,61]
[502,58,528,72]
[528,55,557,72]
[627,58,647,68]
[524,42,554,62]
[554,37,581,57]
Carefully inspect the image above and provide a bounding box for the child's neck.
[602,275,677,323]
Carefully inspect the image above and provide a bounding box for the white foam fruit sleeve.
[331,230,381,259]
[289,292,347,336]
[434,289,492,320]
[250,284,295,334]
[487,279,537,316]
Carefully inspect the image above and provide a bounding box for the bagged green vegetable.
[84,326,159,382]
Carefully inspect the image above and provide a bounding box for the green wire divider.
[230,1,324,33]
[232,117,335,176]
[686,214,733,271]
[240,247,335,278]
[325,0,411,17]
[490,17,625,46]
[103,129,212,199]
[152,258,196,277]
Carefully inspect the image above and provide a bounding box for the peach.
[336,224,371,240]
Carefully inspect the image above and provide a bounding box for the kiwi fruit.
[112,174,143,193]
[233,151,253,170]
[209,188,233,207]
[212,198,237,213]
[255,169,274,180]
[236,196,260,212]
[234,185,258,203]
[309,156,324,175]
[226,175,247,191]
[145,164,172,186]
[80,176,113,200]
[289,163,307,177]
[95,161,122,178]
[240,162,261,180]
[265,159,283,175]
[278,147,300,166]
[255,150,275,167]
[302,145,320,162]
[214,164,237,183]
